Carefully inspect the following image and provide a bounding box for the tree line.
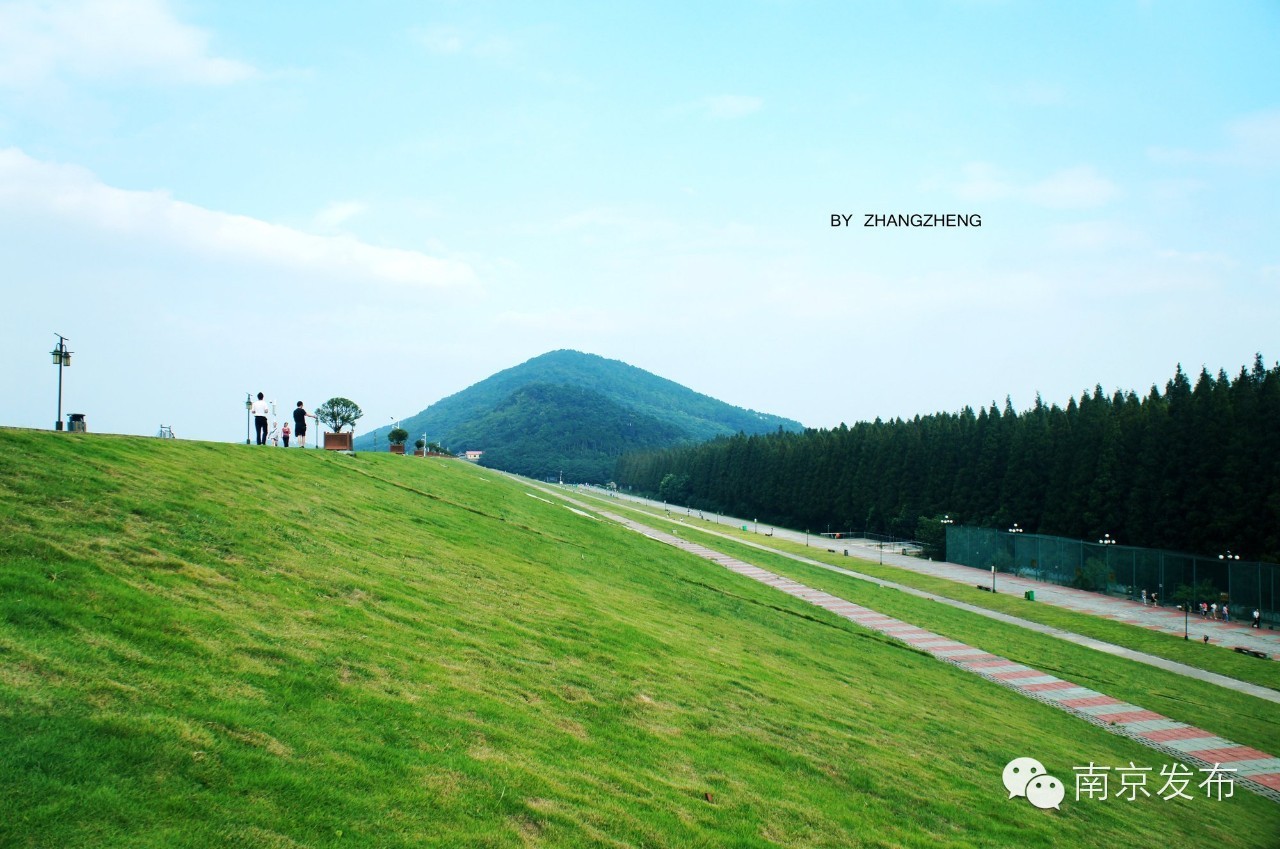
[613,356,1280,563]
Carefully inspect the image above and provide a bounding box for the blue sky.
[2,0,1277,442]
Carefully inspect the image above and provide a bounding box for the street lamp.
[50,334,72,430]
[245,393,252,444]
[1219,551,1241,562]
[1000,523,1023,593]
[1098,534,1116,546]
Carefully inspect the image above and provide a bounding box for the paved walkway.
[588,488,1280,658]
[578,499,1280,803]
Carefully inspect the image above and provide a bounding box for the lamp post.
[1002,523,1023,593]
[50,334,72,430]
[244,393,252,444]
[941,515,954,563]
[1220,551,1240,619]
[1098,533,1116,591]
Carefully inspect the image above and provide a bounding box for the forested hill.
[354,349,802,481]
[615,357,1280,563]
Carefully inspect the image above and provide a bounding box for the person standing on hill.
[282,421,291,448]
[251,392,270,445]
[293,401,315,448]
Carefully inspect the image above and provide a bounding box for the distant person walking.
[1141,589,1148,606]
[282,422,291,448]
[293,402,315,448]
[1211,602,1218,620]
[1254,609,1262,629]
[1222,603,1229,623]
[251,392,269,445]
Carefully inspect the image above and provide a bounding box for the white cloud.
[990,80,1065,106]
[1046,220,1141,252]
[1156,249,1234,267]
[702,95,763,119]
[0,0,255,88]
[1147,108,1280,170]
[1025,166,1121,209]
[314,200,369,230]
[955,162,1120,209]
[410,25,516,60]
[0,148,473,288]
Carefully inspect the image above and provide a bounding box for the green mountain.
[355,349,803,481]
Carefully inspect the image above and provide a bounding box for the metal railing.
[946,525,1279,626]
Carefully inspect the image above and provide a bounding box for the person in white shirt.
[251,392,270,445]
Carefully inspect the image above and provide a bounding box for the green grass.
[2,429,1278,848]
[589,496,1280,695]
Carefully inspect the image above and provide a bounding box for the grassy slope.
[584,505,1280,757]
[1,430,1277,849]
[592,498,1280,694]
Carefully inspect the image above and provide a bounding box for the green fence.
[945,525,1279,624]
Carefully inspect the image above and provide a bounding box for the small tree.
[316,397,363,433]
[415,438,426,451]
[388,427,409,446]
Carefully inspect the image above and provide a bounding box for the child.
[282,422,291,448]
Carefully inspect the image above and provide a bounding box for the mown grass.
[589,496,1280,694]
[1,429,1278,848]
[578,497,1280,758]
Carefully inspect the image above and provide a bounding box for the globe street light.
[1000,523,1023,592]
[50,334,72,431]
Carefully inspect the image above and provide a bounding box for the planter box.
[414,448,426,457]
[324,432,354,451]
[389,444,406,455]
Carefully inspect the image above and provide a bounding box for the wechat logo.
[1003,757,1065,810]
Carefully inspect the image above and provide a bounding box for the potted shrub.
[388,427,409,455]
[316,397,363,451]
[414,438,427,457]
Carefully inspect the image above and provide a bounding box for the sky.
[2,0,1278,442]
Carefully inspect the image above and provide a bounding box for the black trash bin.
[67,413,87,433]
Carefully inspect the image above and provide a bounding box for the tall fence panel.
[944,525,1279,625]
